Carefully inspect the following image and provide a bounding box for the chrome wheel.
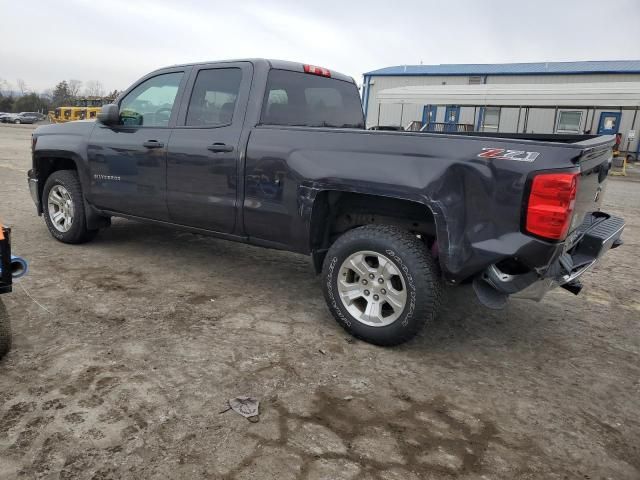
[337,250,407,327]
[47,184,74,233]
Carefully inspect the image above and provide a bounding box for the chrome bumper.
[484,213,625,302]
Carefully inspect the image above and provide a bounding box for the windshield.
[261,69,364,129]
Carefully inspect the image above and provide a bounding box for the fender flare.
[32,152,108,230]
[306,187,451,276]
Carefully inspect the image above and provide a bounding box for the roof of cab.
[153,58,355,83]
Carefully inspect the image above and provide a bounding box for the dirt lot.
[0,123,639,479]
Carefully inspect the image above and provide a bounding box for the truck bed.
[421,131,601,144]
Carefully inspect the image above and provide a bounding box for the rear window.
[260,69,364,128]
[186,68,242,127]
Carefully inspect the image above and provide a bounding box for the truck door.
[87,69,187,220]
[166,62,252,233]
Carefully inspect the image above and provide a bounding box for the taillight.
[303,64,331,77]
[525,172,579,241]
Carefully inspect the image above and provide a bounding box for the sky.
[1,0,640,94]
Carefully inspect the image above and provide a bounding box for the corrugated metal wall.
[365,75,469,127]
[487,73,640,84]
[364,73,640,154]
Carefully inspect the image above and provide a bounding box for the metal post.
[473,106,477,131]
[376,103,381,127]
[625,107,638,156]
[399,103,404,128]
[552,107,559,133]
[583,108,590,133]
[590,106,597,133]
[523,107,530,133]
[516,106,522,134]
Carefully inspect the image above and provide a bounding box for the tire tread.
[322,225,442,346]
[43,170,98,244]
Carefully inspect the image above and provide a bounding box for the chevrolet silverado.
[27,59,624,345]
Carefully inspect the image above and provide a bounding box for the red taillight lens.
[303,64,331,77]
[525,172,579,240]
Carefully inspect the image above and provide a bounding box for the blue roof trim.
[364,60,640,76]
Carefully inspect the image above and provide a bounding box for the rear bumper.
[480,212,624,302]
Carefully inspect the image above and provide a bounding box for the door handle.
[143,140,164,149]
[207,143,234,153]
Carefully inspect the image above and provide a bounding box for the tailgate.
[567,138,614,238]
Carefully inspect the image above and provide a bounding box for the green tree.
[104,89,120,103]
[14,93,49,113]
[0,93,14,112]
[52,81,71,107]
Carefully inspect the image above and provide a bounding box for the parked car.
[9,112,44,124]
[27,59,624,346]
[0,113,15,123]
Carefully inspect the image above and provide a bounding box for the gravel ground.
[0,123,639,479]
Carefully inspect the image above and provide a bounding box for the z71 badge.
[478,148,540,162]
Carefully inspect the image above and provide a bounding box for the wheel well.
[36,157,77,183]
[34,157,77,206]
[309,191,437,272]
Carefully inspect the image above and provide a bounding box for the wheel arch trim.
[306,186,450,275]
[34,153,105,230]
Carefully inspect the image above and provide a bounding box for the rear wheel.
[14,119,20,124]
[43,170,98,244]
[322,225,442,346]
[0,299,11,360]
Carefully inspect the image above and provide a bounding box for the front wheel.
[322,225,442,346]
[43,170,98,244]
[14,119,20,124]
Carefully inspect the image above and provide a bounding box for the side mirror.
[97,104,119,125]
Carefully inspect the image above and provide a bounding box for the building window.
[557,111,583,133]
[469,76,482,85]
[480,107,500,131]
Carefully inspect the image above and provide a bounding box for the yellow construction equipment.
[48,97,105,123]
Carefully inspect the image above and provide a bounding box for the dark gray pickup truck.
[27,59,624,345]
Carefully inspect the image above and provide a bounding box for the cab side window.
[185,68,242,127]
[119,72,183,127]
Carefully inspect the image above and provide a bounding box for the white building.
[362,61,640,158]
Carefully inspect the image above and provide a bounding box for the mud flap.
[472,277,508,310]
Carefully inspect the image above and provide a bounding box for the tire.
[0,299,11,360]
[43,170,98,244]
[322,225,442,346]
[14,119,20,124]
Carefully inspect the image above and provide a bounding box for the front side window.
[119,72,183,127]
[557,111,582,133]
[185,68,242,127]
[261,69,364,128]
